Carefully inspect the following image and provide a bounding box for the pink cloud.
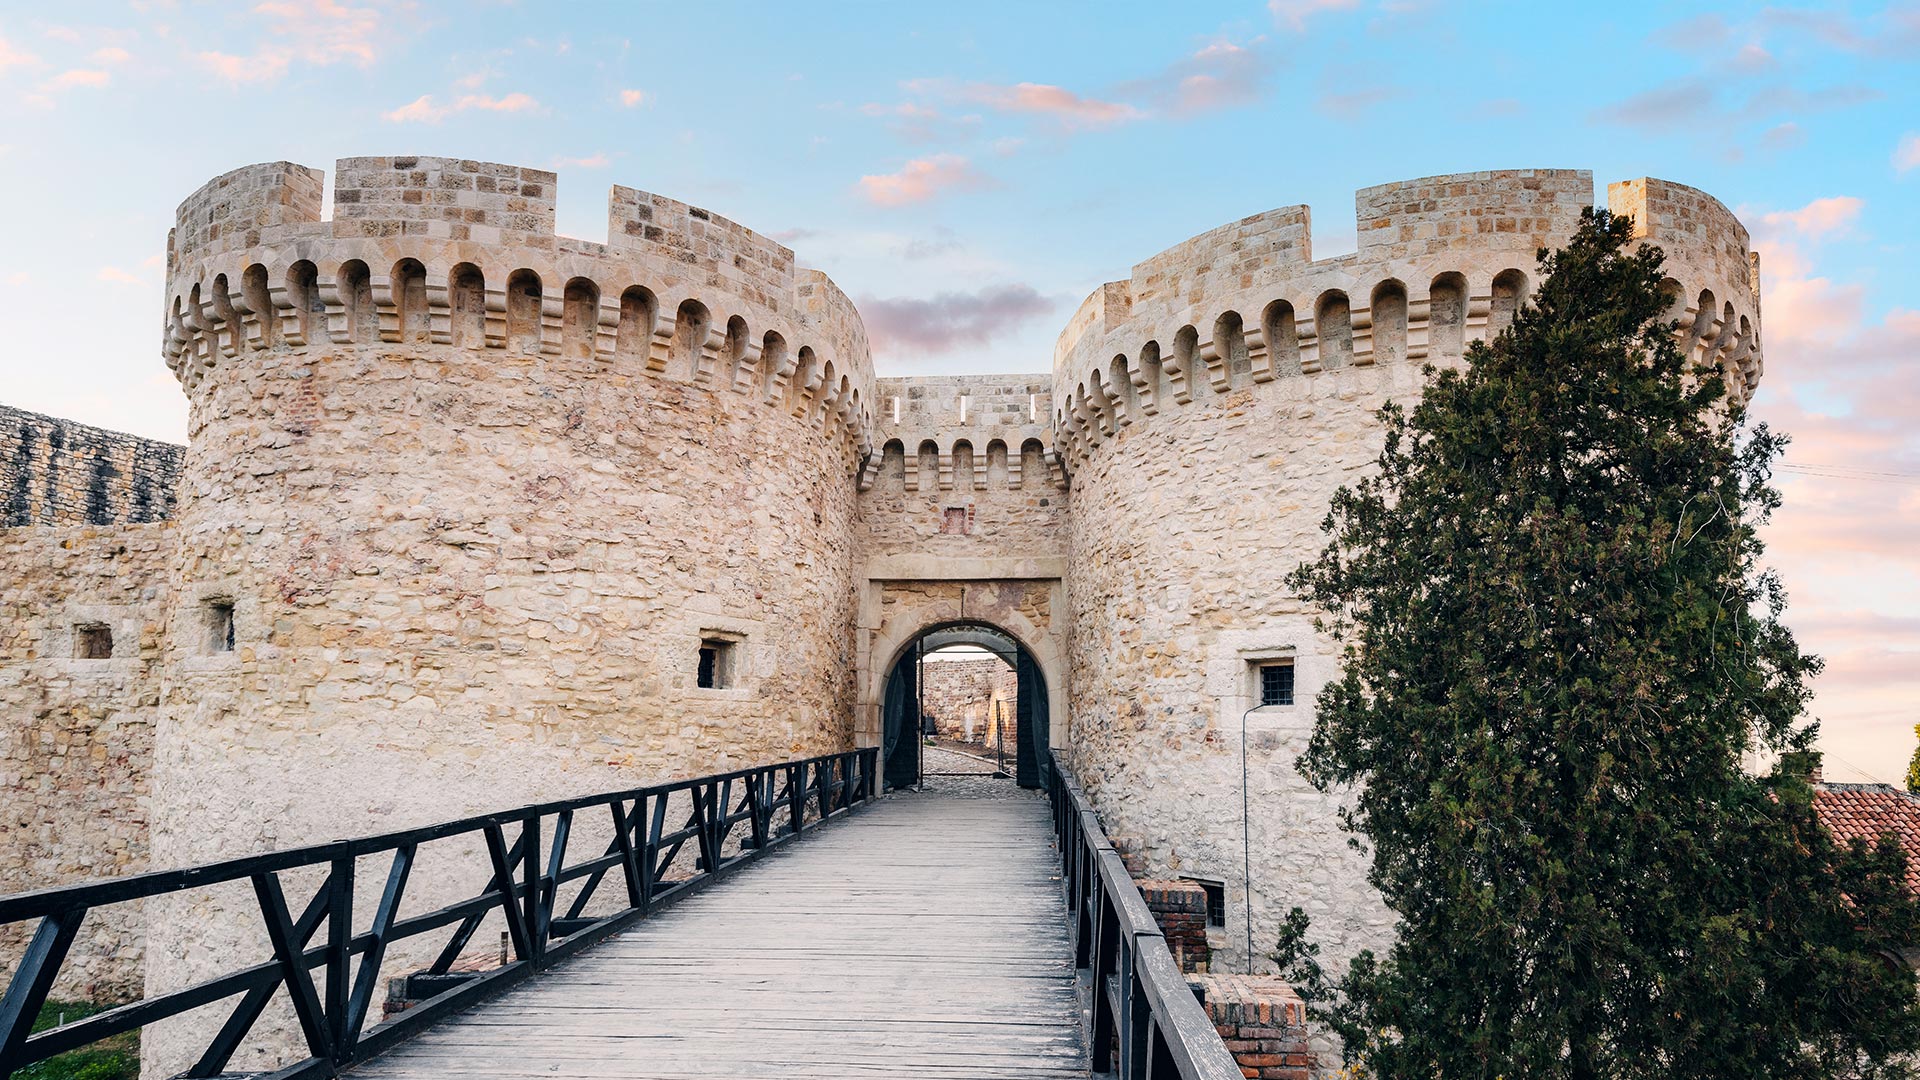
[1121,37,1271,116]
[196,0,388,84]
[1268,0,1360,31]
[1897,133,1920,175]
[1763,273,1866,347]
[619,88,649,107]
[91,46,129,64]
[861,101,939,120]
[197,50,290,83]
[858,284,1056,354]
[96,266,142,284]
[1761,196,1863,240]
[383,92,543,124]
[855,154,989,207]
[0,33,40,71]
[1750,307,1920,781]
[960,82,1144,129]
[42,68,108,90]
[1743,196,1870,345]
[252,0,381,66]
[547,153,609,169]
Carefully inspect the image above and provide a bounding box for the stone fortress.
[1,155,1762,1064]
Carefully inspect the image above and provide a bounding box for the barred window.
[1259,662,1294,707]
[1185,878,1228,927]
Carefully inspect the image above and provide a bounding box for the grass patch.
[17,999,137,1080]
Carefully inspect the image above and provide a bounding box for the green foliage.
[1284,209,1920,1079]
[18,1000,138,1080]
[1907,724,1920,795]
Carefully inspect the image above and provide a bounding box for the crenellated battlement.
[859,375,1065,494]
[162,156,875,461]
[1050,169,1764,465]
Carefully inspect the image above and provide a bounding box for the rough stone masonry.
[0,155,1762,1077]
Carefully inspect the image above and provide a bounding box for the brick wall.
[1188,974,1314,1079]
[1137,879,1212,973]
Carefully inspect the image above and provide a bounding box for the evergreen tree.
[1281,209,1920,1079]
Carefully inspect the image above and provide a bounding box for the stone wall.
[858,375,1065,562]
[2,405,183,527]
[853,373,1070,754]
[0,522,172,1000]
[918,657,1017,745]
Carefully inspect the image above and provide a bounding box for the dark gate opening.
[881,622,1050,791]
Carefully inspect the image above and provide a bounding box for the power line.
[1823,748,1898,787]
[1774,461,1920,476]
[1777,465,1920,488]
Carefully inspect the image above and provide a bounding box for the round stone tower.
[1049,170,1763,975]
[145,156,872,1070]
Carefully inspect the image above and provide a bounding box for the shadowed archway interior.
[882,621,1051,791]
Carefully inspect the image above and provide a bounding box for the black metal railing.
[1048,752,1243,1080]
[0,747,879,1080]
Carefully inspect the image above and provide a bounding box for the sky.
[0,0,1915,783]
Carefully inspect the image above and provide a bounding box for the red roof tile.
[1813,783,1920,893]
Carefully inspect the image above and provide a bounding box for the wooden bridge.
[0,750,1241,1080]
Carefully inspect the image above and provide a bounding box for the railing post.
[751,769,771,849]
[611,799,644,910]
[540,810,571,954]
[521,816,543,966]
[324,855,353,1058]
[636,794,656,913]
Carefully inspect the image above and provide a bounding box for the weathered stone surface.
[1,406,183,527]
[0,524,170,999]
[0,160,1762,1079]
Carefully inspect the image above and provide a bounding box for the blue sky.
[1,0,1916,782]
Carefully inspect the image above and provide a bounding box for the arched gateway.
[881,621,1052,790]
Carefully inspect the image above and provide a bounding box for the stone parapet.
[1,406,183,528]
[861,374,1063,493]
[1051,169,1763,467]
[162,155,873,460]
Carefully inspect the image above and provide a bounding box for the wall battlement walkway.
[351,781,1088,1079]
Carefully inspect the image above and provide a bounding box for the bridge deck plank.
[349,789,1089,1079]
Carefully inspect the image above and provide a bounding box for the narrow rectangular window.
[206,600,235,654]
[1259,662,1294,707]
[74,623,113,660]
[698,637,737,689]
